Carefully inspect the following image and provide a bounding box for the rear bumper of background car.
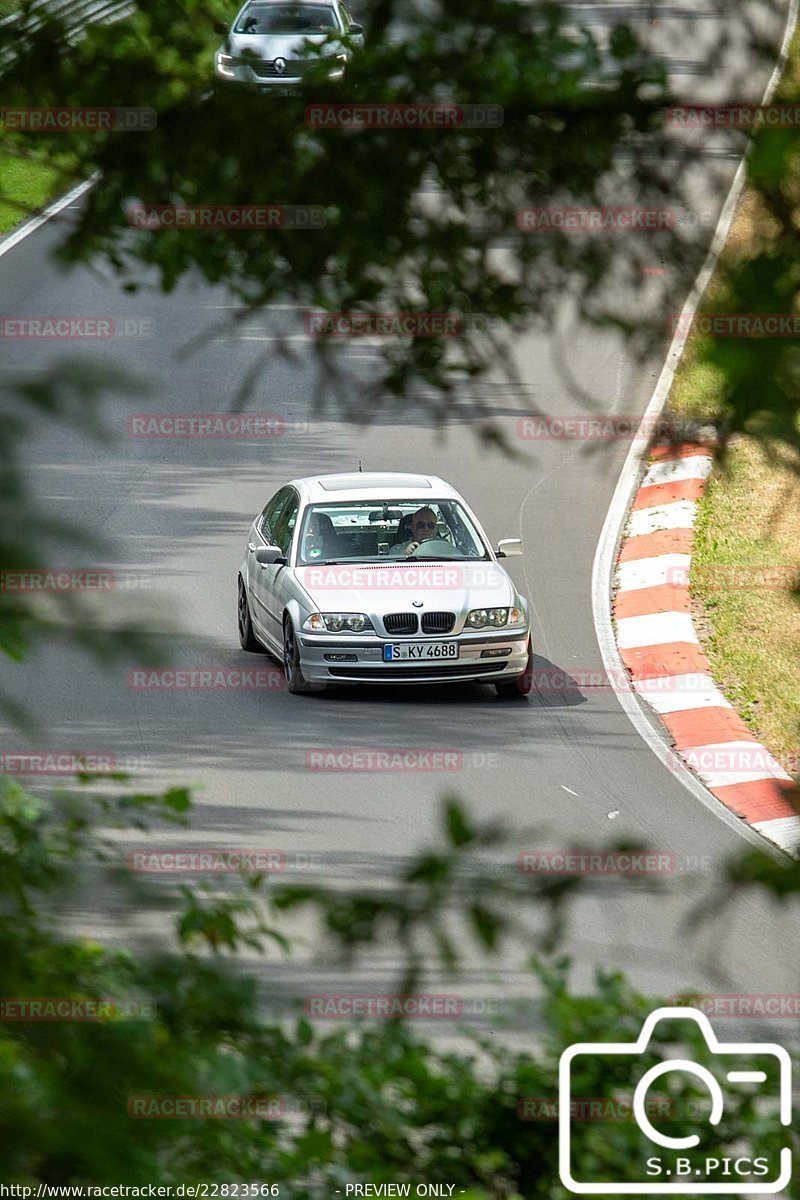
[298,629,530,685]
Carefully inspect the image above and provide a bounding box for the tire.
[238,576,265,653]
[283,615,322,695]
[495,639,533,699]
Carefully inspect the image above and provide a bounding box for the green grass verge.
[687,441,800,770]
[0,153,66,236]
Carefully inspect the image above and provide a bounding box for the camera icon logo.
[559,1006,792,1194]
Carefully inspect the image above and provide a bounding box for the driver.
[390,506,439,558]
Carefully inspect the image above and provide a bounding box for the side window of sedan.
[272,492,300,557]
[260,488,289,544]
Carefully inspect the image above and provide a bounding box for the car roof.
[289,473,462,503]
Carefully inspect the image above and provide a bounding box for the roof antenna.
[358,459,363,472]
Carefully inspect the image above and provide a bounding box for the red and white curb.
[612,442,800,856]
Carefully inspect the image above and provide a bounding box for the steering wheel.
[406,537,462,559]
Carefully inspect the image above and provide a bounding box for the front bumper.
[214,65,345,89]
[298,628,530,686]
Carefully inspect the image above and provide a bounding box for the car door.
[259,489,300,637]
[251,487,298,643]
[248,487,291,647]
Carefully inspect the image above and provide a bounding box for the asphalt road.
[2,0,798,1037]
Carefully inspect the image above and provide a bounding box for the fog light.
[324,653,358,662]
[481,648,512,658]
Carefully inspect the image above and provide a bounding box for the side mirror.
[496,538,523,558]
[256,545,285,566]
[213,20,229,34]
[348,22,364,34]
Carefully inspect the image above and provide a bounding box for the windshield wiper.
[300,559,355,566]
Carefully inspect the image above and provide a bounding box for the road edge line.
[0,173,98,260]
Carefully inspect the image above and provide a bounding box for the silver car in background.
[237,472,533,696]
[215,0,364,91]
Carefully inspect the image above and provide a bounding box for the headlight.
[304,613,374,633]
[466,607,525,629]
[466,608,489,628]
[216,52,236,77]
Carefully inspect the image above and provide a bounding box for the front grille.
[253,59,304,77]
[327,664,506,680]
[421,611,455,634]
[383,613,418,635]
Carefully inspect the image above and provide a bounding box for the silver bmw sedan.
[237,472,532,696]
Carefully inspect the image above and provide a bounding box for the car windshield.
[296,499,491,565]
[234,3,338,34]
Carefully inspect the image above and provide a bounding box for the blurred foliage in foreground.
[1,776,799,1194]
[1,3,800,1191]
[665,24,800,469]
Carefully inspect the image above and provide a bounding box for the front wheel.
[238,577,265,652]
[283,616,323,695]
[495,639,533,698]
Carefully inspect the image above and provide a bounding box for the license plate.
[384,642,459,662]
